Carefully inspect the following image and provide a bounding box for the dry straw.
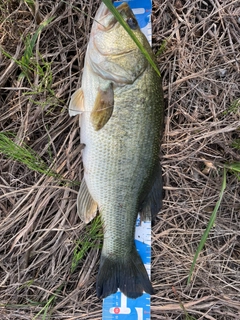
[0,0,240,319]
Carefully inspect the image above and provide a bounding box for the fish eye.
[126,17,138,30]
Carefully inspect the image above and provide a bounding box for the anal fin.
[69,88,84,116]
[77,177,98,223]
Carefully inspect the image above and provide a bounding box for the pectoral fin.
[90,84,114,131]
[69,88,84,116]
[140,164,163,222]
[77,177,98,223]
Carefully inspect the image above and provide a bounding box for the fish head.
[87,2,151,84]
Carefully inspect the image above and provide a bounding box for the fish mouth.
[94,2,129,31]
[96,2,129,19]
[94,2,109,21]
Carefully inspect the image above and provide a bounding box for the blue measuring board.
[102,1,153,319]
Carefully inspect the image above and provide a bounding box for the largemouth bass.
[69,1,164,299]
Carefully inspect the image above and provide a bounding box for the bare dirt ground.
[0,0,240,319]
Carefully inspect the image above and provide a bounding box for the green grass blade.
[225,162,240,180]
[156,38,168,56]
[21,17,54,69]
[101,0,161,77]
[32,285,63,320]
[225,162,240,173]
[24,0,35,7]
[187,167,227,283]
[232,139,240,150]
[0,132,58,178]
[71,215,103,273]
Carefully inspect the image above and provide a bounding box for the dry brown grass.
[0,0,240,319]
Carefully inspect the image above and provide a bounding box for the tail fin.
[96,247,154,299]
